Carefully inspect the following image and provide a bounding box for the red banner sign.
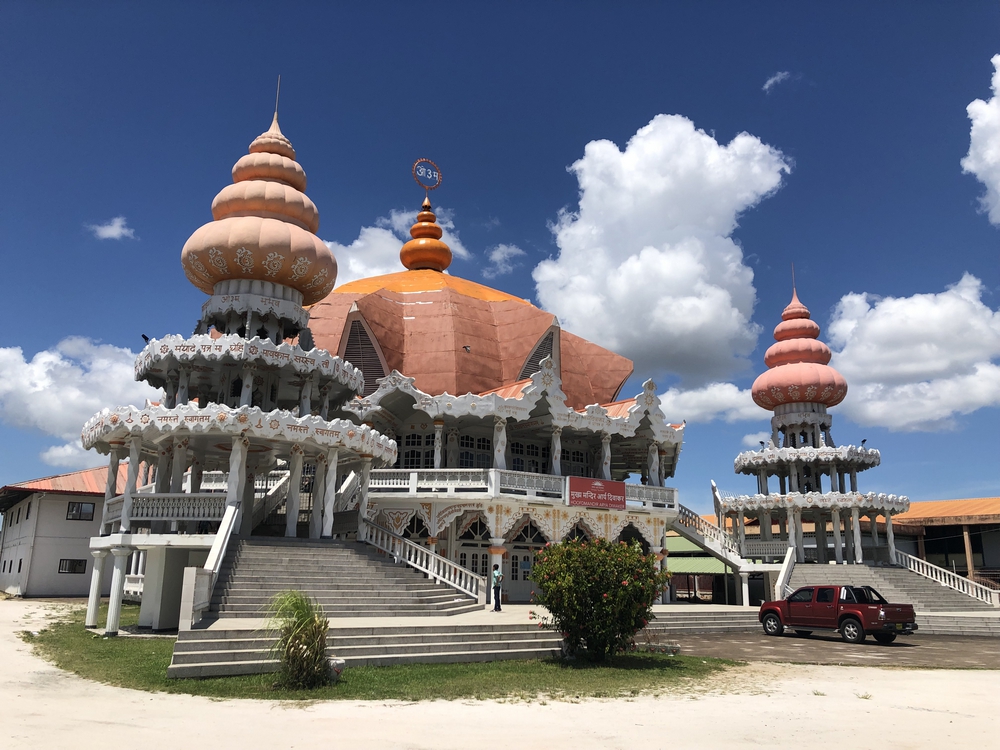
[568,477,626,510]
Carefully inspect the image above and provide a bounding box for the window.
[404,433,423,447]
[526,444,539,458]
[476,437,492,452]
[512,457,524,472]
[474,453,491,469]
[840,588,857,603]
[24,501,30,520]
[511,442,524,455]
[402,450,423,469]
[816,587,835,603]
[460,435,475,449]
[15,508,20,524]
[459,552,467,568]
[788,588,814,603]
[511,554,519,581]
[66,502,95,521]
[18,559,23,573]
[459,450,475,469]
[58,559,87,574]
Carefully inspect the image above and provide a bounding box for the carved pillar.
[793,507,804,563]
[493,418,507,470]
[850,468,858,492]
[100,448,122,530]
[816,512,828,564]
[177,367,191,406]
[886,512,897,565]
[321,449,339,538]
[658,448,668,486]
[310,454,326,540]
[870,513,880,548]
[85,549,109,628]
[285,445,304,538]
[358,455,373,525]
[831,508,844,564]
[190,451,204,493]
[433,420,444,470]
[120,438,141,533]
[319,387,331,420]
[446,429,459,468]
[647,442,660,487]
[104,547,131,636]
[600,433,612,481]
[851,507,863,564]
[740,571,750,607]
[299,378,313,416]
[786,508,797,552]
[550,426,562,476]
[239,364,255,408]
[170,438,188,493]
[164,371,179,409]
[761,511,773,541]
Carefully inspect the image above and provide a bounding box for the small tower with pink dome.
[715,288,908,575]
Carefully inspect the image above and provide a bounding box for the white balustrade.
[674,504,741,557]
[130,493,227,521]
[774,546,796,600]
[361,520,485,603]
[742,539,789,558]
[496,469,563,498]
[896,550,1000,608]
[625,483,677,509]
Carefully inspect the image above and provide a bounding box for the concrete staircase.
[644,608,759,636]
[167,622,563,677]
[211,537,481,618]
[788,563,997,613]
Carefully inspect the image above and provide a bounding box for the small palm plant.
[267,591,332,689]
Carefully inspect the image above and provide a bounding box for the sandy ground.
[2,599,996,750]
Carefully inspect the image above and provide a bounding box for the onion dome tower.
[81,109,396,635]
[715,288,907,572]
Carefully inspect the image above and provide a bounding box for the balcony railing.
[368,468,677,511]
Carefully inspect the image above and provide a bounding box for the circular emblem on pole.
[412,158,442,192]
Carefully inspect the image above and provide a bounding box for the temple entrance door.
[506,519,548,603]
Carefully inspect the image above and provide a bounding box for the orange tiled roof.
[2,464,127,497]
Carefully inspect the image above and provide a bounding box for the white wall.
[1,493,111,597]
[0,496,38,596]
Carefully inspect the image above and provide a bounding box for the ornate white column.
[600,433,612,481]
[737,514,746,552]
[310,454,326,539]
[164,371,179,409]
[851,507,863,564]
[870,513,880,548]
[850,468,858,492]
[239,364,255,407]
[319,386,331,420]
[831,508,844,564]
[793,507,804,563]
[433,420,444,469]
[761,511,773,541]
[493,418,507,470]
[120,438,141,533]
[177,366,191,405]
[299,378,313,416]
[358,455,373,526]
[100,447,122,530]
[816,512,828,564]
[786,508,796,550]
[85,549,109,628]
[285,445,304,538]
[647,442,660,487]
[154,445,171,493]
[104,547,131,636]
[226,435,248,508]
[885,511,897,564]
[190,451,204,493]
[446,429,459,468]
[321,449,339,538]
[739,571,750,607]
[550,426,562,476]
[170,438,188,493]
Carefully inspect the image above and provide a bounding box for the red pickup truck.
[759,585,918,644]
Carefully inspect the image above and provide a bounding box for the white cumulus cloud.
[533,113,791,386]
[829,274,1000,430]
[762,71,791,93]
[742,431,771,448]
[85,216,137,240]
[0,337,161,468]
[325,206,471,288]
[659,382,764,424]
[962,54,1000,225]
[483,244,527,279]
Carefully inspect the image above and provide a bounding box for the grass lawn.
[21,603,741,701]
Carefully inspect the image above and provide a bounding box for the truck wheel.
[874,633,897,645]
[762,613,784,636]
[794,630,813,638]
[840,617,865,643]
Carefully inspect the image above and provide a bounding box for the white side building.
[0,466,120,597]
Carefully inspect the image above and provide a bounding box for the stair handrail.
[252,472,291,528]
[180,503,240,630]
[895,550,1000,608]
[773,546,796,601]
[334,471,360,512]
[674,503,741,557]
[360,518,486,604]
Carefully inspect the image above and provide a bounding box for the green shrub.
[530,538,670,662]
[267,591,332,689]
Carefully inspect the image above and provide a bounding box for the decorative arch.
[338,311,389,397]
[506,515,550,544]
[616,522,651,554]
[519,327,560,381]
[555,512,601,541]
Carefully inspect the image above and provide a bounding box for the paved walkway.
[4,598,999,750]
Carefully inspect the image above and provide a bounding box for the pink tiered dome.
[180,113,337,306]
[751,290,847,410]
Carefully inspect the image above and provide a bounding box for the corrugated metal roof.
[663,536,705,553]
[895,498,1000,523]
[667,556,727,574]
[2,464,126,497]
[479,379,532,399]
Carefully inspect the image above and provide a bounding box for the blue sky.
[1,2,999,513]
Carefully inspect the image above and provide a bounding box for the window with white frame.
[66,502,95,521]
[58,559,87,574]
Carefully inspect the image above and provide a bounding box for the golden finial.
[401,159,450,271]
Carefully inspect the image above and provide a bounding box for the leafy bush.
[267,591,332,689]
[530,538,670,661]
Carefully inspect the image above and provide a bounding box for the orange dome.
[751,289,847,410]
[180,113,337,305]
